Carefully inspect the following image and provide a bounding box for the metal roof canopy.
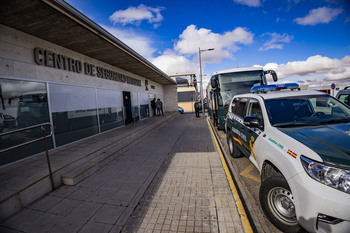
[0,0,175,85]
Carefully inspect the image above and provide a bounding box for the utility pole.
[199,47,214,114]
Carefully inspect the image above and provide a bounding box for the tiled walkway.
[123,152,243,233]
[0,114,244,233]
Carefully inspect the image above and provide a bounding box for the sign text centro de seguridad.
[33,48,141,87]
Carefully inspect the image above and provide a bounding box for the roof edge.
[43,0,175,84]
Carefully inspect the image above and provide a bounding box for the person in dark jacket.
[151,98,156,116]
[156,99,161,116]
[159,99,164,116]
[194,100,200,117]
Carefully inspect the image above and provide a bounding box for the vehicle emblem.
[233,136,242,146]
[249,137,256,160]
[287,149,297,159]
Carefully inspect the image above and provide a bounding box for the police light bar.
[251,83,299,93]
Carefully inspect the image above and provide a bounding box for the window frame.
[245,98,264,127]
[231,97,248,118]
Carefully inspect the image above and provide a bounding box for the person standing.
[151,98,156,116]
[159,99,164,116]
[156,98,161,116]
[194,100,200,118]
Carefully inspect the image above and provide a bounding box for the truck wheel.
[226,131,240,158]
[259,173,303,233]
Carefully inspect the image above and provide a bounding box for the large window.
[130,92,139,122]
[139,93,150,119]
[50,84,99,146]
[178,91,195,102]
[0,78,52,166]
[218,71,266,106]
[1,78,150,166]
[97,89,124,132]
[265,95,350,126]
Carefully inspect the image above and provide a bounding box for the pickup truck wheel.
[259,173,303,233]
[226,131,240,158]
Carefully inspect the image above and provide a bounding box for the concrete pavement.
[0,112,178,221]
[0,113,245,233]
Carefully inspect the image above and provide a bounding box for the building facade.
[0,0,177,166]
[170,74,198,113]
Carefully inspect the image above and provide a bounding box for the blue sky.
[66,0,350,89]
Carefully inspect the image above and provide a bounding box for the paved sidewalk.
[0,114,244,233]
[0,112,177,221]
[123,152,243,233]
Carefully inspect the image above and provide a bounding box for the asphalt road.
[214,128,283,233]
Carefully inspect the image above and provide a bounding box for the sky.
[65,0,350,89]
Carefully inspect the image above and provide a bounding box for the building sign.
[33,48,141,87]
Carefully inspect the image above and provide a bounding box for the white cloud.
[151,51,199,75]
[233,0,261,7]
[262,55,350,85]
[109,4,164,28]
[101,25,157,59]
[294,7,343,26]
[259,32,293,51]
[174,25,254,63]
[149,25,255,76]
[100,24,254,77]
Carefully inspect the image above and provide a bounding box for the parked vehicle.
[206,67,277,130]
[336,87,350,106]
[225,83,350,233]
[178,106,184,114]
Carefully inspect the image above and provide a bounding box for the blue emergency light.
[251,83,299,93]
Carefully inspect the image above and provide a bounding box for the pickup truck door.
[240,98,263,160]
[229,98,250,157]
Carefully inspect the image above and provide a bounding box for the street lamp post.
[199,47,214,114]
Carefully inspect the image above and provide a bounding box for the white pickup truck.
[225,83,350,233]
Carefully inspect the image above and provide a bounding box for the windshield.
[265,94,350,127]
[218,70,266,106]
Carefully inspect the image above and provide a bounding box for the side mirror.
[271,72,278,82]
[264,70,278,82]
[244,116,261,129]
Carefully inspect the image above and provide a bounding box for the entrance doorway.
[123,91,132,125]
